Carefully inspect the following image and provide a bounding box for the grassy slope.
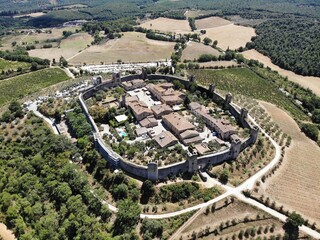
[0,68,69,106]
[189,68,307,120]
[0,58,30,71]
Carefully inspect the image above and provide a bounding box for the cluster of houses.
[146,83,184,106]
[115,79,241,156]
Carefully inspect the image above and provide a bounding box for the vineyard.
[0,68,69,106]
[189,68,307,121]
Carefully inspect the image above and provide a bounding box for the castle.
[79,70,259,181]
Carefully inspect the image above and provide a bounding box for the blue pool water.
[120,131,127,137]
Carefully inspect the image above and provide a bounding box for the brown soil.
[200,24,256,50]
[139,17,191,34]
[182,41,220,61]
[69,32,175,65]
[260,101,320,226]
[0,224,16,240]
[195,17,232,29]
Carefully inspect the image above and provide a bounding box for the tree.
[311,109,320,123]
[212,40,218,47]
[140,180,155,204]
[113,183,128,200]
[114,199,141,235]
[30,62,38,71]
[301,123,318,141]
[219,168,230,184]
[59,56,68,67]
[203,37,212,45]
[141,219,163,238]
[283,212,304,240]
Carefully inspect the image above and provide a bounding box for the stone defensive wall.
[78,72,259,181]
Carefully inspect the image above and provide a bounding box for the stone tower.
[209,84,216,94]
[250,126,259,145]
[112,72,121,86]
[224,93,232,109]
[187,150,198,173]
[230,135,241,159]
[141,67,148,80]
[240,108,248,127]
[148,162,158,181]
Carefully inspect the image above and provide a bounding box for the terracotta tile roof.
[151,104,173,115]
[162,112,195,133]
[153,131,178,148]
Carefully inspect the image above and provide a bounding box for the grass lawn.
[189,68,307,120]
[0,68,69,106]
[0,58,30,71]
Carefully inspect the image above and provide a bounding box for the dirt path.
[260,101,320,225]
[0,224,16,240]
[243,50,320,96]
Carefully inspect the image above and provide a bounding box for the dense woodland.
[248,19,320,77]
[0,104,116,239]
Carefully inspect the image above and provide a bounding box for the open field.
[195,16,232,29]
[0,58,30,71]
[243,49,320,96]
[69,32,175,65]
[13,12,45,18]
[200,24,256,50]
[0,26,79,51]
[139,17,191,34]
[179,198,285,240]
[29,32,93,61]
[259,102,320,226]
[185,10,218,19]
[199,61,239,68]
[0,68,69,106]
[189,68,307,120]
[182,41,220,61]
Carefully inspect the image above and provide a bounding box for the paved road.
[30,99,320,239]
[28,102,59,135]
[169,106,320,240]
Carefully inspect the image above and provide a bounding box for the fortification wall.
[240,137,252,151]
[197,148,232,168]
[78,73,259,181]
[119,159,148,179]
[158,161,187,180]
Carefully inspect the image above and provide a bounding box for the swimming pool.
[120,131,127,137]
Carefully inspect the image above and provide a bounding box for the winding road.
[30,100,320,239]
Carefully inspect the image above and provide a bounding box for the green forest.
[249,18,320,77]
[0,106,116,239]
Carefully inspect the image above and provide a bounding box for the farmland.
[0,68,69,106]
[0,26,80,51]
[243,49,320,96]
[258,102,320,227]
[69,32,175,65]
[185,10,218,19]
[199,24,256,50]
[198,61,239,68]
[179,198,286,240]
[195,16,232,29]
[0,58,30,72]
[182,41,220,61]
[139,17,191,34]
[189,68,307,120]
[28,32,93,61]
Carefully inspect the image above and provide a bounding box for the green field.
[0,68,69,106]
[0,58,30,71]
[189,68,307,120]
